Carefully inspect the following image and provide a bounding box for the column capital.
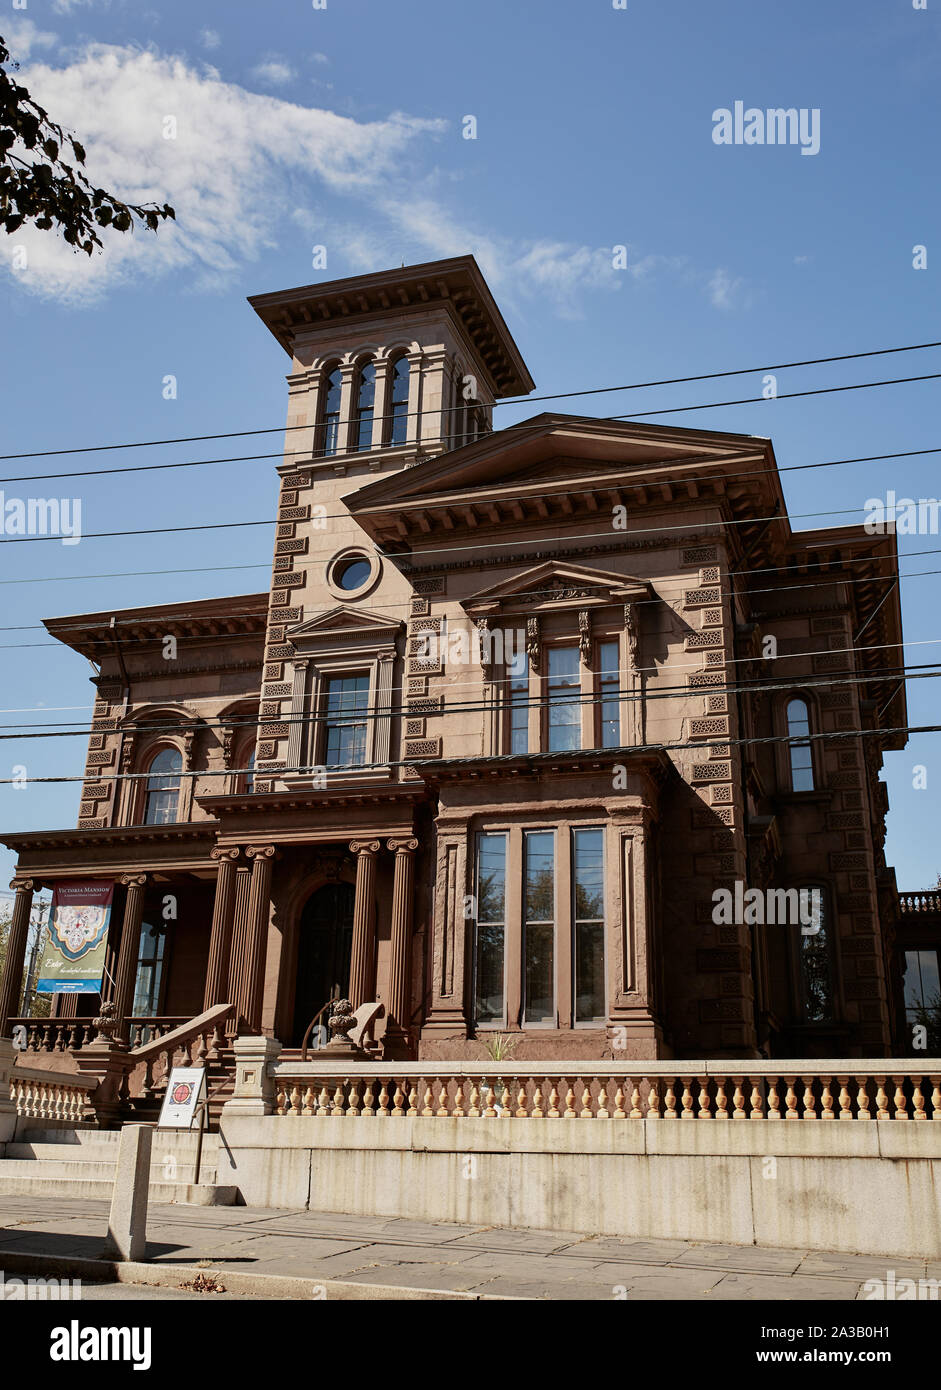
[350,840,381,856]
[387,837,419,855]
[9,878,34,894]
[245,844,276,861]
[119,873,147,888]
[211,846,241,863]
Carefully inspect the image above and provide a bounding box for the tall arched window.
[319,366,342,457]
[786,697,814,791]
[388,355,410,446]
[799,886,834,1022]
[353,361,376,452]
[143,747,182,825]
[243,748,255,794]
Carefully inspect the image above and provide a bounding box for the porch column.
[239,846,275,1032]
[348,841,380,1008]
[112,874,147,1046]
[203,848,239,1011]
[0,878,34,1036]
[225,860,253,1040]
[386,838,418,1045]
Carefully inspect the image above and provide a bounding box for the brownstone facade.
[0,256,910,1063]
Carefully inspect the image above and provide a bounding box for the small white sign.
[157,1067,207,1130]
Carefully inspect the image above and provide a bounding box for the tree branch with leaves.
[1,35,174,253]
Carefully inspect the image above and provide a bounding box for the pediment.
[462,560,652,616]
[346,412,764,516]
[287,605,403,649]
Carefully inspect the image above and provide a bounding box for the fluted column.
[112,874,147,1046]
[239,846,275,1032]
[386,838,418,1045]
[0,879,34,1035]
[203,848,239,1011]
[348,841,380,1008]
[225,861,253,1040]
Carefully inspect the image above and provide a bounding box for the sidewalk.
[0,1195,929,1300]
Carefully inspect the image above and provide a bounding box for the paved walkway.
[0,1195,929,1300]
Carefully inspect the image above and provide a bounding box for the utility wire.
[2,336,939,463]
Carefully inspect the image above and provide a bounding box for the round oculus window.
[335,555,372,592]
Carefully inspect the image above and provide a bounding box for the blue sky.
[0,0,939,896]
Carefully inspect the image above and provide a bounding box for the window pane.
[390,357,409,445]
[510,651,528,755]
[524,831,554,1023]
[354,364,376,452]
[800,893,832,1021]
[324,675,370,767]
[786,699,810,737]
[573,828,605,1022]
[132,922,166,1018]
[475,834,506,1023]
[599,640,620,749]
[144,748,181,825]
[322,368,342,456]
[548,645,580,752]
[789,744,815,792]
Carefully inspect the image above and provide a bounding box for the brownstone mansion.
[0,255,924,1080]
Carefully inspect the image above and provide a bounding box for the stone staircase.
[0,1125,240,1206]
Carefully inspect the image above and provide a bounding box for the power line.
[0,657,932,742]
[0,718,931,787]
[2,336,939,464]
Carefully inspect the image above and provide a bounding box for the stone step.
[6,1137,219,1161]
[0,1157,219,1182]
[0,1172,238,1205]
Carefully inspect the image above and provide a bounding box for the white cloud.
[251,57,296,87]
[51,0,98,12]
[4,17,59,62]
[200,29,221,51]
[3,42,446,306]
[707,267,747,310]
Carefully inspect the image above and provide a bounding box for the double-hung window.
[324,675,370,767]
[547,646,580,752]
[598,641,621,748]
[523,831,555,1024]
[474,832,507,1024]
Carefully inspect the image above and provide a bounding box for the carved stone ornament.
[526,616,541,674]
[92,1001,118,1044]
[625,603,639,665]
[578,609,591,664]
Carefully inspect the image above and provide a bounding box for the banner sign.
[157,1068,207,1130]
[36,880,114,995]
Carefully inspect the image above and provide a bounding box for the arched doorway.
[291,882,355,1046]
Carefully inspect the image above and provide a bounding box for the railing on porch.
[9,1062,97,1124]
[268,1060,941,1120]
[130,1004,234,1110]
[7,1015,188,1053]
[898,891,941,915]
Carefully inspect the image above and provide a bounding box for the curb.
[0,1248,523,1300]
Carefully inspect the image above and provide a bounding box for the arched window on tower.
[786,697,815,791]
[143,747,182,825]
[353,361,376,452]
[319,366,342,457]
[388,355,410,446]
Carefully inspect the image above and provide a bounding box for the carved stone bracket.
[526,616,541,674]
[625,603,639,665]
[578,609,591,665]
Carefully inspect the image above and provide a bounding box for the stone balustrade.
[9,1064,97,1124]
[268,1060,941,1120]
[898,890,941,915]
[7,1016,189,1054]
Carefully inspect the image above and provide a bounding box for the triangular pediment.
[346,412,765,516]
[463,560,651,616]
[287,605,403,641]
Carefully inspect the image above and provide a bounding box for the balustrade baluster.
[597,1082,609,1119]
[580,1081,593,1119]
[680,1078,694,1119]
[802,1078,817,1120]
[516,1083,528,1118]
[500,1080,513,1118]
[749,1079,764,1120]
[530,1081,542,1118]
[363,1080,375,1117]
[820,1078,835,1119]
[484,1084,497,1118]
[564,1080,577,1118]
[547,1080,560,1119]
[407,1081,419,1116]
[664,1080,678,1119]
[438,1082,450,1117]
[302,1087,315,1116]
[647,1079,660,1119]
[317,1085,331,1117]
[453,1081,465,1117]
[912,1078,927,1120]
[379,1081,391,1116]
[875,1078,889,1120]
[893,1078,908,1120]
[468,1080,481,1117]
[699,1077,712,1119]
[731,1079,746,1120]
[855,1077,871,1120]
[837,1078,852,1120]
[931,1077,941,1121]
